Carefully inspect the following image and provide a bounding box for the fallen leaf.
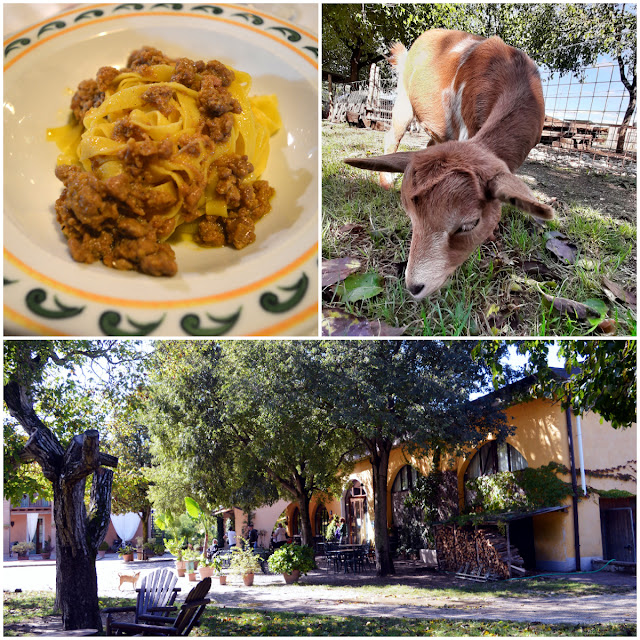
[336,272,384,303]
[521,260,556,278]
[546,237,578,264]
[602,277,637,310]
[542,294,589,319]
[338,223,366,235]
[597,319,617,335]
[321,257,362,287]
[321,308,405,336]
[583,298,608,319]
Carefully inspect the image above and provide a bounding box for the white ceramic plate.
[4,3,318,336]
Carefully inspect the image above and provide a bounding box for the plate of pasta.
[4,3,318,336]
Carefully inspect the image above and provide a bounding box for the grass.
[322,122,637,336]
[3,591,636,637]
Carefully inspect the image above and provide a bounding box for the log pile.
[434,524,525,579]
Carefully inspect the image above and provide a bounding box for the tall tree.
[3,340,145,631]
[145,341,359,546]
[319,340,516,576]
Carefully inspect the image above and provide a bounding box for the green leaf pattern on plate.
[233,13,264,26]
[74,10,104,22]
[25,289,85,319]
[181,309,242,336]
[192,5,225,15]
[268,27,302,43]
[4,38,31,57]
[260,273,309,313]
[99,311,165,336]
[37,21,67,38]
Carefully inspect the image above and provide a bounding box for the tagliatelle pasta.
[48,47,281,276]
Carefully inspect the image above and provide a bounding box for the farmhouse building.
[238,376,636,575]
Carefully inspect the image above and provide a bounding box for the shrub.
[228,538,262,576]
[13,541,35,555]
[268,544,316,575]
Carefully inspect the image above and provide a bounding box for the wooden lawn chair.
[104,568,180,633]
[105,577,211,636]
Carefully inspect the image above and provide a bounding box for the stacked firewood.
[434,524,525,579]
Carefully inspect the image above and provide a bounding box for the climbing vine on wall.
[465,462,574,514]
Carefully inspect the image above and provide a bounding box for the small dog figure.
[118,571,140,591]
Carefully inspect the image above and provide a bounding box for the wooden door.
[602,508,636,562]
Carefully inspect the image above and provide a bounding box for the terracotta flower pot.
[17,554,29,561]
[97,550,106,559]
[187,572,197,582]
[176,560,186,577]
[122,553,134,563]
[218,575,227,585]
[283,570,301,584]
[199,566,214,579]
[41,552,51,560]
[242,573,254,586]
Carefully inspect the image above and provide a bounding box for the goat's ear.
[488,172,554,220]
[344,151,414,174]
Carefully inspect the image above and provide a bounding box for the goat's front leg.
[380,89,414,189]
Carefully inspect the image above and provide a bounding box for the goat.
[345,29,553,299]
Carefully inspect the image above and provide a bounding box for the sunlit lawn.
[3,591,636,637]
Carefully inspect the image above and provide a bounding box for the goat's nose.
[408,283,425,297]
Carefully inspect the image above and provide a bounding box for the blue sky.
[540,58,635,126]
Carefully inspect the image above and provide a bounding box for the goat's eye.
[454,218,480,234]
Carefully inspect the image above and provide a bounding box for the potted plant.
[165,537,186,576]
[153,540,166,557]
[268,543,316,584]
[118,544,135,563]
[13,541,35,560]
[98,540,110,559]
[41,537,52,560]
[229,538,262,586]
[182,548,199,582]
[198,555,215,579]
[210,555,227,585]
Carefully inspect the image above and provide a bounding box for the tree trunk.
[296,492,314,547]
[370,442,394,577]
[616,54,637,155]
[4,381,117,632]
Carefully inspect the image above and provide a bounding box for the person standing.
[248,524,259,550]
[226,526,237,548]
[274,523,287,548]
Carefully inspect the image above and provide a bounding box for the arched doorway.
[345,480,368,544]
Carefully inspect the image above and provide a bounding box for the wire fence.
[324,59,637,175]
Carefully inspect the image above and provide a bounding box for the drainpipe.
[575,414,587,496]
[565,407,582,571]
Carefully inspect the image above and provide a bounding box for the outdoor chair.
[105,577,211,636]
[103,567,180,632]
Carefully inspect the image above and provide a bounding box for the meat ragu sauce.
[53,47,276,277]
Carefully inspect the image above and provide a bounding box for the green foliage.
[325,514,341,542]
[594,489,635,499]
[474,340,636,429]
[465,464,574,514]
[268,544,316,575]
[12,541,35,555]
[164,536,186,560]
[228,539,262,576]
[98,541,110,552]
[117,545,134,557]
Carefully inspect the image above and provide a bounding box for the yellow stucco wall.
[455,397,636,570]
[253,396,635,572]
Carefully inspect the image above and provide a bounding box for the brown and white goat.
[345,29,553,299]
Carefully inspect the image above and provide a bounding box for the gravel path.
[3,555,636,627]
